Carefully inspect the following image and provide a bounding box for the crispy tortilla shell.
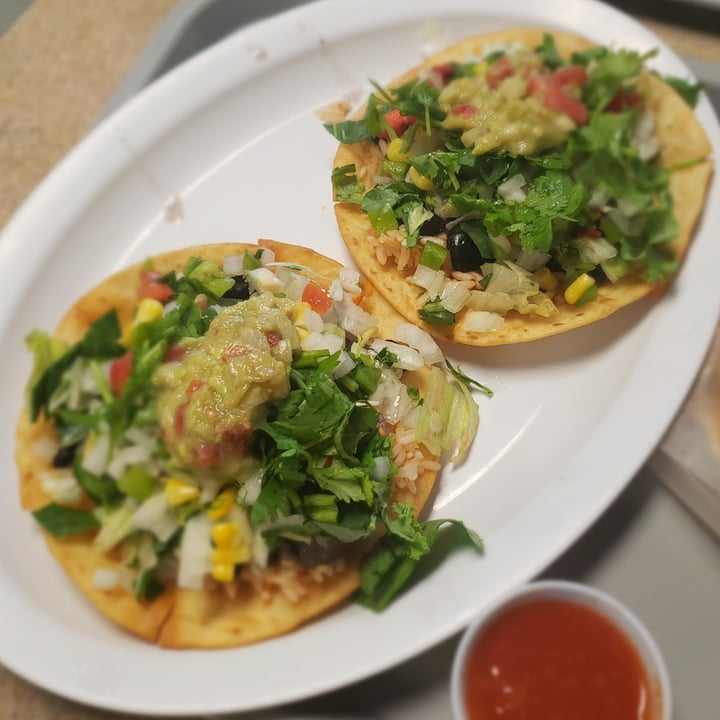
[334,29,713,346]
[16,240,439,648]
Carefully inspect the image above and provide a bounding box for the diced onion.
[39,469,83,505]
[177,515,212,590]
[223,255,244,276]
[394,323,444,365]
[333,295,376,336]
[92,568,120,591]
[301,330,344,354]
[339,267,361,294]
[464,310,505,333]
[81,432,110,476]
[369,339,424,371]
[497,173,527,202]
[247,267,285,293]
[330,350,356,379]
[440,279,472,313]
[258,247,275,267]
[410,265,446,298]
[131,492,179,543]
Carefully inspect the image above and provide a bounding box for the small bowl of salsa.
[451,580,670,720]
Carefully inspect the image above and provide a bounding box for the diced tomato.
[139,270,173,303]
[432,62,455,85]
[194,442,218,469]
[164,344,187,363]
[528,74,589,126]
[485,55,514,88]
[552,65,587,87]
[220,423,252,455]
[383,107,417,137]
[186,379,204,396]
[451,104,477,117]
[174,401,188,435]
[605,90,643,113]
[580,229,603,238]
[301,281,333,315]
[109,351,133,397]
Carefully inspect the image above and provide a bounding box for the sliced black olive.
[52,442,80,468]
[448,231,485,272]
[224,275,251,300]
[419,214,446,236]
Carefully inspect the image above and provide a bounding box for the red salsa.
[463,598,656,720]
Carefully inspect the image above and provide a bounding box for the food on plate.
[327,28,712,346]
[16,240,484,647]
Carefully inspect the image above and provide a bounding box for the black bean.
[448,231,485,272]
[224,275,251,300]
[420,214,446,236]
[52,443,79,468]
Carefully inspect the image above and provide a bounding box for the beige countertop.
[0,2,718,718]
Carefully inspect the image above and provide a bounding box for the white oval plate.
[0,0,718,715]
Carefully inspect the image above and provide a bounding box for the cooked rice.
[368,229,419,272]
[391,422,441,495]
[238,552,347,604]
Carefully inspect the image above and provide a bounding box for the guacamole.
[439,73,575,155]
[153,292,298,477]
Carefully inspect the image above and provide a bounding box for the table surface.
[1,2,719,718]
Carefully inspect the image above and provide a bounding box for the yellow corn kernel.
[534,266,559,293]
[211,521,239,549]
[207,488,235,521]
[386,137,411,163]
[292,301,312,324]
[211,546,252,566]
[471,61,488,75]
[210,562,235,583]
[122,298,164,345]
[564,273,596,305]
[408,166,435,192]
[164,476,200,506]
[135,298,164,325]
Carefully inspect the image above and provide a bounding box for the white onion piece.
[258,247,275,267]
[339,267,361,294]
[39,469,83,505]
[369,339,424,371]
[92,568,120,591]
[464,310,505,333]
[330,350,356,379]
[177,515,212,591]
[333,296,376,336]
[81,431,110,476]
[247,267,284,293]
[301,331,344,355]
[497,173,527,202]
[223,255,244,276]
[440,279,472,313]
[131,492,179,543]
[394,323,444,365]
[410,264,445,295]
[237,467,263,506]
[329,278,345,301]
